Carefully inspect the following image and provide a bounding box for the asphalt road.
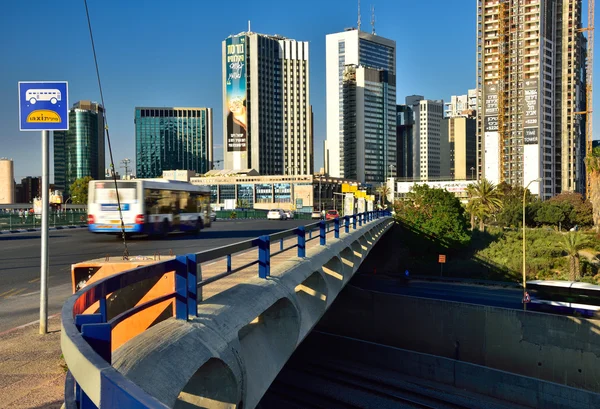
[351,275,523,310]
[0,219,310,332]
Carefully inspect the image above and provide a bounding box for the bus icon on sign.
[26,89,61,105]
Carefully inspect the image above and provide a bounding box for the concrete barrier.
[111,218,393,409]
[299,331,600,409]
[316,284,600,393]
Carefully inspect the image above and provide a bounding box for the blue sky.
[0,0,596,182]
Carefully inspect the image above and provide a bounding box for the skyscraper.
[54,101,105,197]
[399,96,445,181]
[324,28,397,182]
[135,107,213,179]
[476,0,586,198]
[223,30,312,175]
[396,105,414,179]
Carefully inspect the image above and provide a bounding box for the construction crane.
[577,0,594,198]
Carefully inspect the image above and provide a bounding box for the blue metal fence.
[62,211,391,408]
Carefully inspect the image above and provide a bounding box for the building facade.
[444,89,477,118]
[476,0,586,198]
[396,105,415,178]
[324,28,397,181]
[0,158,14,204]
[444,116,477,180]
[223,31,312,176]
[401,96,445,181]
[19,176,41,203]
[135,107,213,179]
[54,101,105,197]
[340,64,396,184]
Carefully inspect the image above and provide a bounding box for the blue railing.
[62,211,391,408]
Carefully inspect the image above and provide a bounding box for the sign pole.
[39,130,49,334]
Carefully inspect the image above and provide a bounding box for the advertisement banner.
[483,83,498,132]
[344,193,355,216]
[225,36,247,152]
[523,79,539,145]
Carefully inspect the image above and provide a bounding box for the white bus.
[88,179,212,236]
[26,89,61,105]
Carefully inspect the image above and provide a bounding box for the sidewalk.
[0,315,65,409]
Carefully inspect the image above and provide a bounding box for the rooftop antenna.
[370,4,376,35]
[358,0,361,31]
[248,20,251,33]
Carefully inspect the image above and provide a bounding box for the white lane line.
[0,313,61,337]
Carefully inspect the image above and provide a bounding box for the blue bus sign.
[19,81,69,131]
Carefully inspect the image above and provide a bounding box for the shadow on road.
[0,234,68,241]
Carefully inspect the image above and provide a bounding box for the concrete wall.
[317,285,600,393]
[112,218,394,409]
[300,331,600,409]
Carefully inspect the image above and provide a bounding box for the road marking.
[0,288,17,297]
[8,288,26,297]
[19,291,40,297]
[0,313,61,337]
[28,277,40,283]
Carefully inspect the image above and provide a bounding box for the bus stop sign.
[19,81,69,131]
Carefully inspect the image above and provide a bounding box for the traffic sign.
[438,254,446,263]
[19,81,69,131]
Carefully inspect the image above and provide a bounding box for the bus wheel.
[193,218,203,235]
[161,220,170,238]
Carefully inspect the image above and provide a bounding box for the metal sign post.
[19,81,69,334]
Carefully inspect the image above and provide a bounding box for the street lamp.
[522,178,541,310]
[470,167,475,180]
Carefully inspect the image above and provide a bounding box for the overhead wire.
[84,0,130,260]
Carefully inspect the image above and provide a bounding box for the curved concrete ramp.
[112,218,393,409]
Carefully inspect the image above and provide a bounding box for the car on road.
[267,209,286,220]
[284,210,294,219]
[311,210,321,219]
[325,210,340,220]
[209,210,217,222]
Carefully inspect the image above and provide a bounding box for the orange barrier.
[71,256,177,351]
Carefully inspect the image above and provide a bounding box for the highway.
[350,274,523,310]
[0,219,310,333]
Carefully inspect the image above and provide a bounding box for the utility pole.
[120,158,131,179]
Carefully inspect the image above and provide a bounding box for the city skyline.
[0,0,595,182]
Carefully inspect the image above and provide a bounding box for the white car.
[267,209,285,220]
[284,210,293,219]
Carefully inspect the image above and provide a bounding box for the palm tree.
[586,151,600,232]
[466,179,503,231]
[561,232,589,281]
[377,184,391,207]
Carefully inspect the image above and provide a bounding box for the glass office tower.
[53,101,105,197]
[135,107,213,178]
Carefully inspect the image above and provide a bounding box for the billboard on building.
[225,36,247,152]
[483,83,500,184]
[483,83,498,132]
[523,79,539,145]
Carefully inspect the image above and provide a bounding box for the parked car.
[267,209,286,220]
[284,210,294,219]
[311,210,321,219]
[209,211,217,222]
[325,210,340,220]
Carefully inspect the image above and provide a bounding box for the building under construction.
[476,0,588,199]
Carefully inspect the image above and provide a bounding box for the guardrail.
[0,211,87,230]
[62,210,392,408]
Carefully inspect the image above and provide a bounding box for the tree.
[69,176,93,204]
[377,184,391,206]
[586,146,600,232]
[534,201,569,228]
[466,179,503,231]
[393,184,470,247]
[561,232,589,281]
[548,191,593,229]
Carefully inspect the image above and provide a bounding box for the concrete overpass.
[61,212,393,408]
